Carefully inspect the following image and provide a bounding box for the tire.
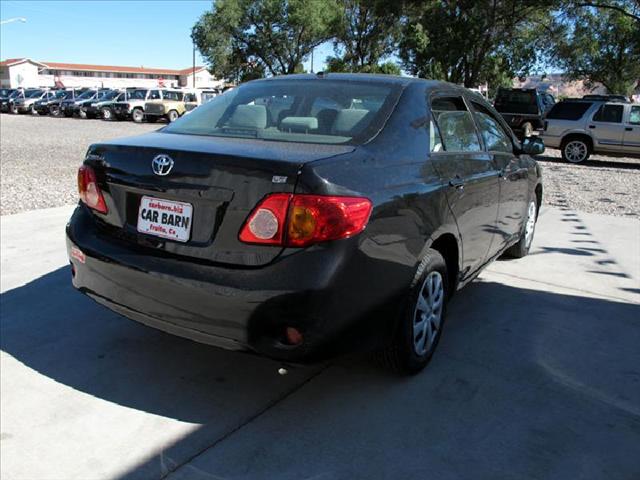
[505,199,538,258]
[167,110,179,122]
[132,108,144,123]
[561,137,590,163]
[50,106,60,117]
[377,249,449,374]
[79,109,88,119]
[101,107,113,120]
[522,122,534,138]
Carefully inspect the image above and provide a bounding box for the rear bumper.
[66,205,406,362]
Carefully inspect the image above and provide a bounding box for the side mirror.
[521,137,545,156]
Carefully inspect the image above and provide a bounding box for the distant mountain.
[512,74,606,99]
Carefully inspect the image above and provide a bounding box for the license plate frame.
[137,196,193,243]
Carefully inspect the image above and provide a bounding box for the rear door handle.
[625,127,633,131]
[588,125,596,129]
[449,176,465,190]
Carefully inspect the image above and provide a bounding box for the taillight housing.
[77,165,108,214]
[239,194,372,247]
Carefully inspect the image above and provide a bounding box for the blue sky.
[0,0,334,71]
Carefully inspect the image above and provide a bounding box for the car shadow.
[2,267,640,479]
[534,154,640,170]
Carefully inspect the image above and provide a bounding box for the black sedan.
[66,74,544,374]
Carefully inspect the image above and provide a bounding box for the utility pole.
[310,47,314,74]
[192,43,196,88]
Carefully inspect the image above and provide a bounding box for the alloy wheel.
[413,271,444,356]
[565,141,588,163]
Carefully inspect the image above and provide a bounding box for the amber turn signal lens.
[288,205,317,243]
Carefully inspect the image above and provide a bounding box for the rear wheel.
[101,107,113,121]
[50,106,61,117]
[167,109,179,122]
[79,109,88,119]
[561,137,590,163]
[505,200,538,258]
[132,108,144,123]
[378,249,448,374]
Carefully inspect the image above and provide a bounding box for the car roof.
[251,72,468,91]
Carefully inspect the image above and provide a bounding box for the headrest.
[280,116,318,132]
[331,109,370,135]
[227,104,267,129]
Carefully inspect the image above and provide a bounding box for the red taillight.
[77,165,108,214]
[239,194,372,247]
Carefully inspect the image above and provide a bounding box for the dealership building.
[0,58,224,89]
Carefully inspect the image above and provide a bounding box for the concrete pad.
[1,206,639,480]
[163,208,640,480]
[0,207,318,480]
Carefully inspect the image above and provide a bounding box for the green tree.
[399,1,557,89]
[327,0,402,73]
[553,1,640,95]
[192,0,341,81]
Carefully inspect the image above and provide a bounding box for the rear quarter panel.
[294,82,460,346]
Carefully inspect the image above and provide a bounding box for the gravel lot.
[1,113,639,216]
[1,114,157,215]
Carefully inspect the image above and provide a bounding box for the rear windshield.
[163,79,402,145]
[494,90,538,114]
[547,101,593,120]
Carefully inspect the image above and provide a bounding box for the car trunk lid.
[86,131,355,266]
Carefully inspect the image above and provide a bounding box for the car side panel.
[294,82,460,348]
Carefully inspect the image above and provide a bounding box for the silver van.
[541,100,640,162]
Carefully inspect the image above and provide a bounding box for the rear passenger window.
[546,102,592,120]
[628,106,639,125]
[471,102,512,153]
[593,104,623,123]
[430,97,481,152]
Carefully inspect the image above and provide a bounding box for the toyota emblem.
[151,154,174,176]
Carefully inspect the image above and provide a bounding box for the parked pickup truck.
[143,90,185,122]
[494,88,555,138]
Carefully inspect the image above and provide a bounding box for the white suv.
[541,100,640,162]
